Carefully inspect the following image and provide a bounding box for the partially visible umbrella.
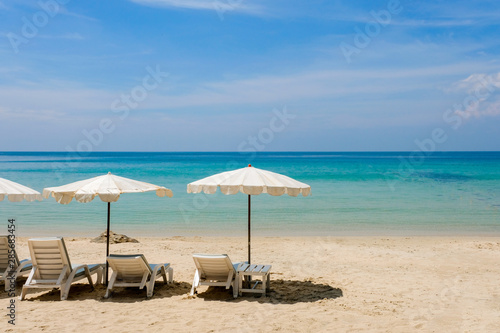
[43,172,173,284]
[0,177,42,202]
[187,165,311,264]
[0,177,41,279]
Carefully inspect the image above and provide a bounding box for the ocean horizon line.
[1,150,500,153]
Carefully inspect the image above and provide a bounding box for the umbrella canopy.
[43,172,173,284]
[43,172,173,204]
[187,165,311,264]
[187,165,311,197]
[0,177,42,202]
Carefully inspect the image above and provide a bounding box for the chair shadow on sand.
[15,281,193,303]
[6,280,342,304]
[194,279,343,304]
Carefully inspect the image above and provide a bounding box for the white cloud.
[451,73,500,93]
[451,72,500,118]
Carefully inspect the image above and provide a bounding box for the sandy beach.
[3,236,499,332]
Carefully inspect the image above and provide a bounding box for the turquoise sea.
[1,152,499,237]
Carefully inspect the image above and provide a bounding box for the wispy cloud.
[0,66,25,74]
[129,0,264,16]
[0,84,115,120]
[327,14,477,27]
[2,62,493,120]
[132,0,218,10]
[411,1,500,21]
[59,7,98,21]
[0,106,65,121]
[143,61,498,109]
[38,33,85,40]
[391,18,476,27]
[316,1,500,28]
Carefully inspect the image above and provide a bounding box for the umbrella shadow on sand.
[193,279,343,304]
[18,281,193,303]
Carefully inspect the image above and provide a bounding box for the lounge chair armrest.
[151,263,167,273]
[17,259,32,270]
[70,264,89,273]
[15,259,32,275]
[67,264,90,281]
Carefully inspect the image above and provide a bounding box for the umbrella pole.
[248,194,251,265]
[106,202,111,286]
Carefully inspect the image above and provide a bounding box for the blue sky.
[1,0,499,151]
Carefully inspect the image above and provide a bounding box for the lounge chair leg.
[96,266,103,285]
[3,271,11,292]
[105,272,117,298]
[19,286,28,300]
[238,273,244,297]
[146,281,155,298]
[190,270,200,296]
[161,266,167,284]
[168,267,173,283]
[233,281,238,298]
[61,282,71,300]
[85,267,94,290]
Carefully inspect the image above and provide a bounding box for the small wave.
[414,172,473,182]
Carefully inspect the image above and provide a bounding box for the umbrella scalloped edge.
[188,184,311,197]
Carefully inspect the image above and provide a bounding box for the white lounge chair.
[20,237,103,301]
[190,254,242,298]
[105,254,173,298]
[0,236,32,292]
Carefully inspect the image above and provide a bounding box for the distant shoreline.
[16,228,500,238]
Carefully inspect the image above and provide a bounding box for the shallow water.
[1,151,499,237]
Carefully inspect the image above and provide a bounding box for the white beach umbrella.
[0,177,42,202]
[43,172,173,284]
[187,165,311,264]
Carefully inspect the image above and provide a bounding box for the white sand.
[2,236,499,332]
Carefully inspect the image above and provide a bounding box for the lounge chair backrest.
[28,237,72,281]
[0,236,20,271]
[107,254,152,281]
[192,254,234,280]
